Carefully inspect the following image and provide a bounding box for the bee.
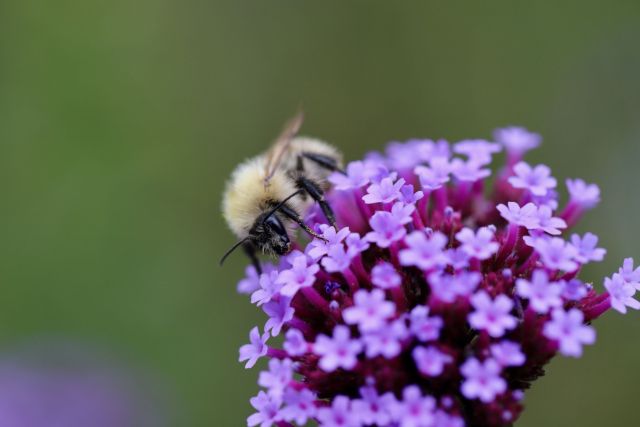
[220,112,344,273]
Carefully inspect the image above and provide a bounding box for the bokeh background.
[1,1,640,426]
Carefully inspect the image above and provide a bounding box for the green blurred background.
[1,1,640,426]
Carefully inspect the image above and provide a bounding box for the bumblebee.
[221,112,343,272]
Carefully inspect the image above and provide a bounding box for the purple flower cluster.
[237,127,635,427]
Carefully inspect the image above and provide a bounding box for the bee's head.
[251,213,291,256]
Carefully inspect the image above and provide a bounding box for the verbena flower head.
[236,126,635,427]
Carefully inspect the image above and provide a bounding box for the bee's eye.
[264,215,287,238]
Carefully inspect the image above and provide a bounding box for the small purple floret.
[461,358,506,403]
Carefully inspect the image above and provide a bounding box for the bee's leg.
[301,152,345,174]
[242,241,262,275]
[277,204,327,241]
[296,154,338,228]
[296,176,337,228]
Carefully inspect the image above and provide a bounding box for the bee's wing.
[263,111,304,186]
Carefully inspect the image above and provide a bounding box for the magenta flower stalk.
[236,127,637,427]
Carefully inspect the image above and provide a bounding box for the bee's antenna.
[262,189,305,223]
[262,189,329,242]
[219,237,250,267]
